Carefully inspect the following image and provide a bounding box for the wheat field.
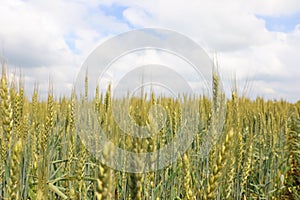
[0,65,299,199]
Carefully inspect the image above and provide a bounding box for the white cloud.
[0,0,299,102]
[0,0,130,98]
[116,0,300,102]
[247,0,300,16]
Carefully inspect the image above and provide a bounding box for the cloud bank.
[0,0,299,102]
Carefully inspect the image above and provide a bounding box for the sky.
[0,0,299,102]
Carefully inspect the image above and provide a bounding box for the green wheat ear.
[95,142,115,200]
[0,64,13,156]
[206,129,234,199]
[7,139,23,199]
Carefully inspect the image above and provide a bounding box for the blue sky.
[0,0,299,102]
[258,12,300,32]
[99,4,127,21]
[64,32,81,54]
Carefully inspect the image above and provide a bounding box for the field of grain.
[0,65,299,199]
